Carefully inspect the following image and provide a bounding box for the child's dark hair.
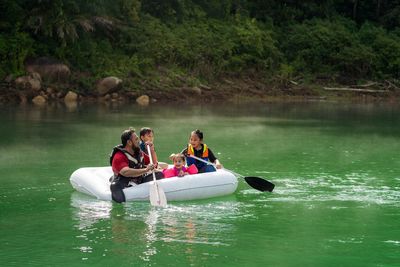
[191,129,203,140]
[139,127,153,139]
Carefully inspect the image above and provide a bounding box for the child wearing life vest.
[163,153,198,178]
[181,129,223,173]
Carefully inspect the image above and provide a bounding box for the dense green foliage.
[1,0,399,90]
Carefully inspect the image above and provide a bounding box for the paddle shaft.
[146,145,157,182]
[188,155,237,175]
[147,144,167,206]
[188,154,274,192]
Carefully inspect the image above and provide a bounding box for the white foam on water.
[249,172,400,206]
[384,240,400,246]
[328,237,364,244]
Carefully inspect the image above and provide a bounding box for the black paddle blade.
[244,176,275,192]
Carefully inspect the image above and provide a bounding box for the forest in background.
[1,0,400,97]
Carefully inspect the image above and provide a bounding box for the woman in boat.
[181,129,223,173]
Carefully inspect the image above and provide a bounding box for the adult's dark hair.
[191,129,203,140]
[139,127,153,138]
[121,127,136,146]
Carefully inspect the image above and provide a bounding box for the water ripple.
[256,173,400,206]
[70,193,245,249]
[384,240,400,246]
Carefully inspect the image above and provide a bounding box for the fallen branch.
[323,87,389,93]
[356,82,378,88]
[199,84,211,90]
[223,79,234,85]
[385,80,400,90]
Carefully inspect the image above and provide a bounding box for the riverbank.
[1,74,399,107]
[0,65,400,106]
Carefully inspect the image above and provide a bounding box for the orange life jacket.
[187,143,209,158]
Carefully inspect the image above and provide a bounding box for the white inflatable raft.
[70,166,238,201]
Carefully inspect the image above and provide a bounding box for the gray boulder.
[15,73,41,92]
[26,57,70,83]
[96,77,122,96]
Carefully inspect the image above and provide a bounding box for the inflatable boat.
[70,166,238,202]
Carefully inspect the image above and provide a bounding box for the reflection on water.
[71,192,112,230]
[70,192,241,264]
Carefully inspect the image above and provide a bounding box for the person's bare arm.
[119,164,155,177]
[145,142,159,166]
[214,159,223,169]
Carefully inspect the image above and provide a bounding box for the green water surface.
[0,102,399,267]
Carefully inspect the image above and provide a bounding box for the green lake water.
[0,101,399,267]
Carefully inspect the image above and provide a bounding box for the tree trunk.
[353,0,359,20]
[376,0,382,19]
